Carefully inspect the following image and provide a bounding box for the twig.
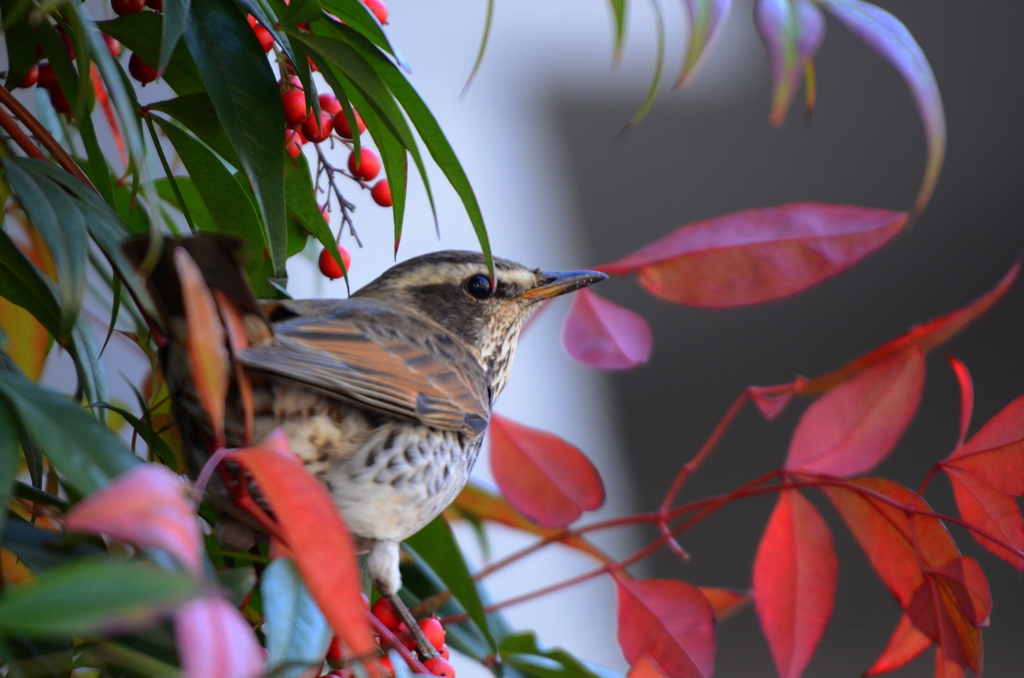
[314,142,362,247]
[0,85,93,188]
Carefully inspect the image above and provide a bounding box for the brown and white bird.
[124,236,606,657]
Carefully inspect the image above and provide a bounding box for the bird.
[123,235,607,658]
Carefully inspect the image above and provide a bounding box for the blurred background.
[17,0,1024,676]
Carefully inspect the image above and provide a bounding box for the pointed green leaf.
[0,400,19,538]
[159,0,192,73]
[149,94,242,169]
[1,0,39,88]
[184,0,287,278]
[262,558,332,678]
[319,0,409,69]
[0,228,62,337]
[98,13,205,96]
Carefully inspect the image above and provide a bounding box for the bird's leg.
[368,540,439,660]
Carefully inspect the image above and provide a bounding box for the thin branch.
[0,85,93,187]
[0,106,47,160]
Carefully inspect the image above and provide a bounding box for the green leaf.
[348,95,408,252]
[149,93,243,169]
[0,556,199,637]
[98,13,205,96]
[0,399,19,538]
[404,516,497,653]
[607,0,628,60]
[216,567,257,607]
[319,0,409,69]
[155,176,215,231]
[284,158,340,267]
[262,558,332,678]
[0,0,38,88]
[9,158,158,321]
[0,228,62,338]
[3,152,87,340]
[160,0,192,74]
[184,0,287,278]
[0,371,139,495]
[319,27,494,278]
[1,515,103,572]
[69,310,110,419]
[461,0,495,96]
[91,402,176,469]
[500,633,604,678]
[278,0,325,24]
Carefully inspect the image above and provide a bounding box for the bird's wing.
[240,299,491,434]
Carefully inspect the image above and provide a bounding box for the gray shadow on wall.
[551,1,1024,676]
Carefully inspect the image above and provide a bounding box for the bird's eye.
[465,274,493,299]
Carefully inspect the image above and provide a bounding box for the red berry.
[371,597,402,630]
[17,65,39,89]
[37,63,58,89]
[285,129,303,158]
[327,636,344,666]
[362,0,389,24]
[393,624,417,650]
[146,0,163,9]
[318,245,351,280]
[319,94,342,116]
[307,56,319,72]
[111,0,146,15]
[333,109,365,139]
[254,24,275,53]
[302,111,333,143]
[321,206,330,223]
[103,34,121,58]
[247,14,258,27]
[281,89,309,126]
[49,86,71,116]
[370,179,392,207]
[347,147,381,181]
[423,657,454,678]
[128,53,157,85]
[418,617,446,650]
[438,645,450,660]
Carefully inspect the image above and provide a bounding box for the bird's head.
[354,250,607,395]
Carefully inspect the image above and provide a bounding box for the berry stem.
[314,142,363,247]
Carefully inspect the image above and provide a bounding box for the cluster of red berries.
[325,599,455,678]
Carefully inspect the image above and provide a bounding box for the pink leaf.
[616,578,716,678]
[599,203,906,307]
[628,655,669,678]
[753,489,837,678]
[677,0,734,87]
[945,354,973,452]
[489,414,605,528]
[815,0,945,214]
[754,0,826,127]
[175,595,264,678]
[945,393,1024,495]
[698,587,751,622]
[864,614,932,676]
[785,347,925,477]
[64,464,203,576]
[562,289,653,370]
[748,385,794,421]
[946,467,1024,571]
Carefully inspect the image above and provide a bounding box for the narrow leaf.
[754,0,825,126]
[615,578,716,678]
[816,0,945,214]
[98,14,204,96]
[149,94,243,169]
[0,557,198,637]
[174,247,229,445]
[184,0,287,277]
[262,558,332,678]
[160,0,192,73]
[677,0,733,87]
[175,595,265,678]
[0,228,62,339]
[753,488,837,678]
[562,289,653,370]
[489,414,605,528]
[600,203,906,307]
[785,347,925,477]
[64,464,203,576]
[228,430,375,662]
[0,401,19,538]
[404,516,497,652]
[946,354,973,451]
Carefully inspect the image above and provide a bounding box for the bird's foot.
[386,592,439,660]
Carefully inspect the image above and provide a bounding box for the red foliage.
[599,203,906,307]
[562,288,653,370]
[489,414,604,527]
[615,578,716,678]
[753,489,837,678]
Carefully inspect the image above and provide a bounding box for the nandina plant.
[0,2,1018,678]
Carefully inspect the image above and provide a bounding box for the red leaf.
[935,645,966,678]
[562,289,653,370]
[785,347,925,477]
[599,203,906,307]
[174,248,229,445]
[616,578,716,678]
[213,290,253,444]
[753,489,837,678]
[944,393,1024,496]
[64,464,203,576]
[228,431,375,662]
[865,613,932,676]
[905,563,986,677]
[698,587,750,622]
[798,263,1018,395]
[823,478,958,608]
[946,467,1024,570]
[749,385,794,421]
[932,557,991,627]
[489,414,605,528]
[628,654,669,678]
[945,354,973,451]
[175,595,264,678]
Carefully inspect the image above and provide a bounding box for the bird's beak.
[519,269,609,302]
